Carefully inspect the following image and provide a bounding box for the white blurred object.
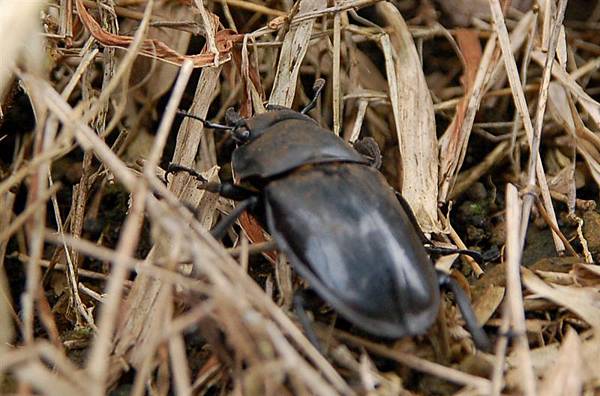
[0,0,45,105]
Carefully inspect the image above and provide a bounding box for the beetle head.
[176,108,253,144]
[178,79,326,145]
[222,107,317,144]
[177,105,319,146]
[223,107,252,143]
[242,108,318,139]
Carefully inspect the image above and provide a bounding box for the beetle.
[169,80,490,351]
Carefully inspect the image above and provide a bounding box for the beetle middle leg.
[393,191,484,263]
[426,246,484,264]
[196,181,259,239]
[210,196,259,240]
[436,270,491,351]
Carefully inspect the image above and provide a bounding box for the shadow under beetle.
[170,80,491,351]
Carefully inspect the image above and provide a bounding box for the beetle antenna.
[301,78,326,114]
[176,110,233,131]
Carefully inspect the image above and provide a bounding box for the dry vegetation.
[2,0,600,394]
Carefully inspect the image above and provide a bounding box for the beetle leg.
[394,191,430,244]
[352,137,382,169]
[165,163,208,184]
[392,191,485,264]
[224,107,243,125]
[210,196,259,240]
[425,246,484,265]
[300,78,326,114]
[265,104,289,112]
[437,271,492,352]
[293,292,324,352]
[166,164,257,201]
[203,182,258,201]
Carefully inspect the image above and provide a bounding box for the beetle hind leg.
[437,271,492,352]
[293,292,324,352]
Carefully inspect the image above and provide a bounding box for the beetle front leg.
[166,163,257,201]
[203,182,258,201]
[211,196,259,240]
[352,137,382,169]
[165,163,207,184]
[437,271,491,352]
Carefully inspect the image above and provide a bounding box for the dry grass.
[2,0,600,394]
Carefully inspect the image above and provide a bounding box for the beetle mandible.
[170,79,490,351]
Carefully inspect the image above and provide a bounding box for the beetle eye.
[239,129,251,141]
[232,127,251,143]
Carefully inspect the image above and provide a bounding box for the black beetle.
[170,80,490,350]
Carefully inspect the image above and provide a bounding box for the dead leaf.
[533,50,600,129]
[269,0,326,107]
[472,284,504,326]
[538,329,583,396]
[233,39,265,118]
[508,335,597,385]
[548,82,600,187]
[438,29,483,203]
[128,1,196,101]
[75,0,242,67]
[571,263,600,287]
[522,267,600,332]
[377,2,440,233]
